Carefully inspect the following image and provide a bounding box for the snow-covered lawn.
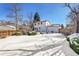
[0,33,78,56]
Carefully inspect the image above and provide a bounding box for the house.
[33,20,62,33]
[0,25,16,38]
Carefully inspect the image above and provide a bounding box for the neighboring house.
[0,25,16,38]
[33,20,62,33]
[0,25,16,31]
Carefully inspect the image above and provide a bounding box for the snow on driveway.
[0,33,78,56]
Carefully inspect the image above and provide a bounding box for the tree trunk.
[76,14,79,33]
[76,20,79,33]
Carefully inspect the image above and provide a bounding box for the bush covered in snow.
[67,33,79,54]
[27,31,37,36]
[70,38,79,54]
[12,32,22,36]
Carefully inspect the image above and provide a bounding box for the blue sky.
[0,3,70,26]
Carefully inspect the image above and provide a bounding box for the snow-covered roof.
[0,25,16,31]
[47,24,61,27]
[41,20,48,22]
[34,20,48,23]
[6,25,16,29]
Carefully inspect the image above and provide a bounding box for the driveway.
[0,33,78,56]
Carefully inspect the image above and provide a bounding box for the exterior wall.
[34,26,47,32]
[34,26,60,33]
[33,21,50,27]
[34,25,60,33]
[47,26,59,33]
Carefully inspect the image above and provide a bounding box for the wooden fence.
[0,30,16,38]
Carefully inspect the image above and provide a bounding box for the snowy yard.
[0,33,78,56]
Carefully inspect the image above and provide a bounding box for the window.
[34,28,38,31]
[51,31,53,33]
[38,23,39,25]
[39,27,40,29]
[35,24,36,25]
[41,22,42,24]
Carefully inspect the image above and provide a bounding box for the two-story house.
[33,20,62,33]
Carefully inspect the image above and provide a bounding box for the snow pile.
[68,33,79,39]
[68,33,79,43]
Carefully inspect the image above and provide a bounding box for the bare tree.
[27,13,34,31]
[65,3,79,33]
[7,3,23,31]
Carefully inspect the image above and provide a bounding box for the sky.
[0,3,70,26]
